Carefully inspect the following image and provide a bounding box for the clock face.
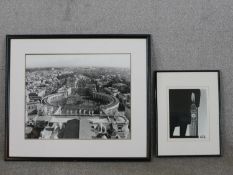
[191,113,197,119]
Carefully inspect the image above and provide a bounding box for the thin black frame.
[155,70,221,157]
[5,34,151,161]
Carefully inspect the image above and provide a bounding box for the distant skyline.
[26,54,130,68]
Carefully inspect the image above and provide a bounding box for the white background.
[9,38,148,158]
[157,72,220,156]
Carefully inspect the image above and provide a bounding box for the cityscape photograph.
[25,54,131,140]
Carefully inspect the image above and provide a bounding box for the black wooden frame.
[5,34,151,161]
[154,70,221,157]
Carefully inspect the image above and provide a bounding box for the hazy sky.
[26,54,130,68]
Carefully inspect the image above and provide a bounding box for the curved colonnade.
[42,90,119,116]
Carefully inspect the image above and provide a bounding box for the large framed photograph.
[5,35,151,160]
[156,71,221,157]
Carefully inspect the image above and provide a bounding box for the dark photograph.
[169,89,208,138]
[25,54,131,140]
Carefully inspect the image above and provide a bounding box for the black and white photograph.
[6,35,150,160]
[169,89,208,139]
[156,71,220,156]
[25,54,131,140]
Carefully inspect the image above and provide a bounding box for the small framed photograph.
[156,71,221,157]
[5,35,151,160]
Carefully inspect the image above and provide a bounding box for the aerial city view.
[25,54,131,140]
